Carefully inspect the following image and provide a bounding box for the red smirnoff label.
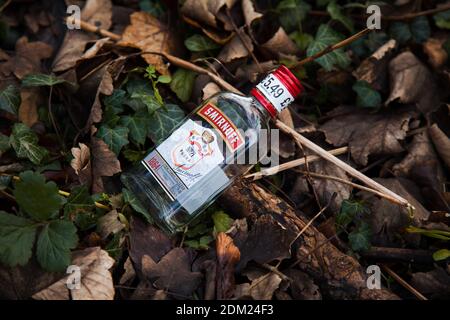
[197,103,245,152]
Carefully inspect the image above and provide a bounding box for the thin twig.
[381,265,428,300]
[65,16,121,41]
[245,147,348,181]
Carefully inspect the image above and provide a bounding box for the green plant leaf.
[327,1,354,32]
[276,0,311,32]
[126,79,161,113]
[307,24,350,71]
[9,123,48,165]
[433,10,450,29]
[349,222,371,252]
[22,74,67,87]
[120,112,149,146]
[0,175,11,190]
[433,249,450,261]
[352,80,381,108]
[123,188,153,223]
[212,211,233,233]
[185,34,221,52]
[410,17,430,43]
[0,133,10,155]
[0,211,37,267]
[36,220,78,272]
[13,171,66,221]
[64,185,95,218]
[157,75,171,84]
[103,89,126,114]
[96,125,129,155]
[0,85,20,115]
[389,22,411,44]
[147,103,185,143]
[185,235,213,250]
[170,68,197,103]
[336,199,369,231]
[289,31,314,51]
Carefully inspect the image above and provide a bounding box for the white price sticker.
[256,74,294,113]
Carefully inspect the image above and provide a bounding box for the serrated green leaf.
[36,220,78,272]
[120,112,149,146]
[122,188,153,223]
[433,249,450,261]
[349,222,371,252]
[212,211,233,233]
[352,80,381,108]
[185,34,221,52]
[410,17,430,43]
[433,10,450,29]
[276,0,311,32]
[10,123,48,165]
[0,211,37,267]
[0,85,20,115]
[22,74,67,87]
[64,185,95,218]
[307,24,350,71]
[327,1,354,32]
[97,125,129,155]
[147,103,185,144]
[13,171,66,221]
[170,68,197,103]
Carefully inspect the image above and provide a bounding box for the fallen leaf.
[180,0,237,29]
[33,247,115,300]
[119,257,136,285]
[353,39,397,92]
[284,268,321,300]
[320,106,416,166]
[411,268,450,299]
[142,248,202,298]
[236,214,296,270]
[86,65,114,130]
[423,38,448,69]
[202,82,221,100]
[97,209,125,239]
[277,108,296,158]
[235,60,276,83]
[0,37,52,79]
[129,216,172,274]
[429,123,450,169]
[70,143,92,186]
[91,137,121,193]
[216,232,240,299]
[218,30,253,63]
[260,26,298,56]
[52,0,113,72]
[386,51,439,114]
[242,0,263,27]
[235,272,282,300]
[18,88,40,127]
[118,12,174,75]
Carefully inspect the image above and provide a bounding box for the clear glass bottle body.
[121,92,271,234]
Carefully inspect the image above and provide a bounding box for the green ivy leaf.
[0,85,20,115]
[126,79,161,113]
[120,112,149,146]
[349,222,371,252]
[36,220,78,272]
[276,0,311,32]
[157,75,171,84]
[410,17,430,43]
[433,10,450,29]
[212,211,233,233]
[96,125,129,155]
[103,89,126,114]
[307,24,350,71]
[0,211,37,267]
[0,175,11,190]
[0,133,10,155]
[22,74,67,87]
[432,249,450,261]
[13,171,66,221]
[9,123,48,165]
[184,235,213,250]
[289,31,314,51]
[147,103,185,144]
[185,34,221,52]
[389,22,411,44]
[123,188,153,223]
[170,68,197,103]
[327,1,354,32]
[336,199,369,231]
[64,185,95,218]
[352,80,381,108]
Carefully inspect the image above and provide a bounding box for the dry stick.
[277,120,412,210]
[72,19,413,210]
[245,146,348,181]
[381,265,428,301]
[66,16,121,41]
[0,0,11,13]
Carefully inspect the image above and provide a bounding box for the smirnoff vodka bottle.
[121,65,303,234]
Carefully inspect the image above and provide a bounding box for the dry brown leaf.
[234,272,282,300]
[429,123,450,169]
[53,0,113,72]
[411,268,450,299]
[216,232,240,300]
[202,82,221,100]
[260,27,298,56]
[320,106,416,166]
[97,209,125,239]
[423,38,448,69]
[277,108,296,158]
[18,88,40,127]
[242,0,263,27]
[86,66,114,129]
[71,143,92,186]
[118,12,174,75]
[235,60,276,83]
[217,30,253,63]
[181,0,238,29]
[386,51,439,114]
[119,257,136,285]
[33,247,115,300]
[0,37,52,79]
[91,137,121,193]
[284,269,321,300]
[353,39,397,92]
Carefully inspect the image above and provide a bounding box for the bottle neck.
[250,87,279,118]
[250,92,273,120]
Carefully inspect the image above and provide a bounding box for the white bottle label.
[256,73,294,113]
[142,119,227,212]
